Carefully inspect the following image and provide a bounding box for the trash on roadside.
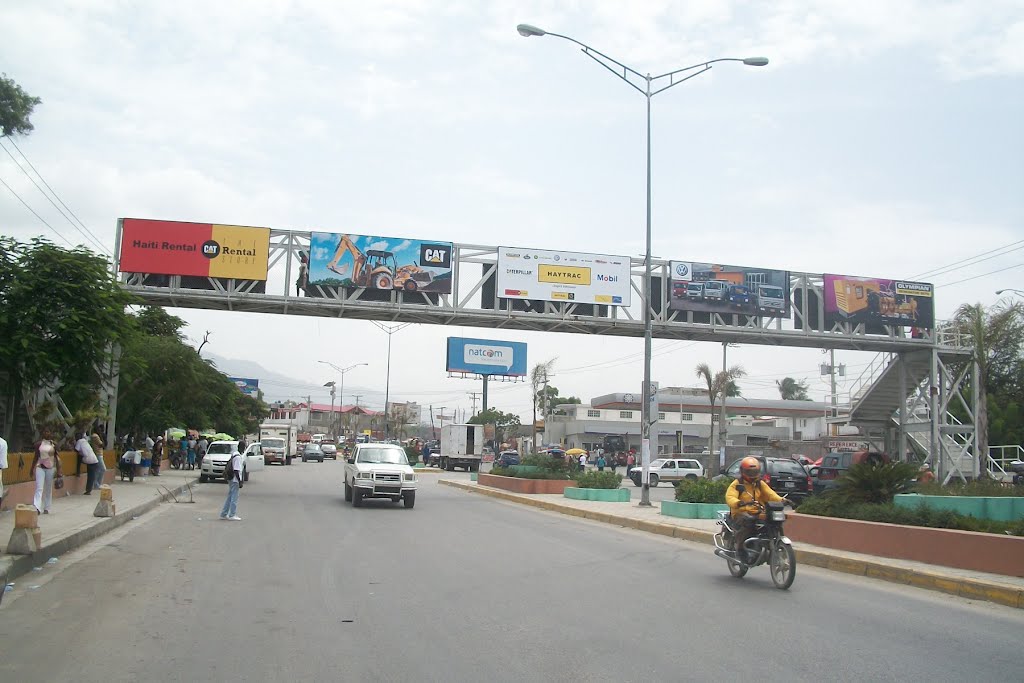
[29,585,41,590]
[46,557,58,565]
[4,584,14,593]
[131,516,139,520]
[32,567,42,572]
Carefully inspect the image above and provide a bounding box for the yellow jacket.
[726,478,784,518]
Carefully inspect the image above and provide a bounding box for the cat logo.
[419,243,452,268]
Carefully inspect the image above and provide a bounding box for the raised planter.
[894,494,1024,522]
[477,472,574,495]
[507,465,543,476]
[786,512,1024,577]
[661,500,729,519]
[564,487,630,502]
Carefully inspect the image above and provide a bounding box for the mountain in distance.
[205,352,380,407]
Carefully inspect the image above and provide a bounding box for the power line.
[0,138,110,255]
[913,239,1024,279]
[935,262,1024,288]
[0,174,75,247]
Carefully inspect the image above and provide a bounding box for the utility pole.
[541,371,551,447]
[352,395,362,438]
[468,392,480,416]
[719,343,729,468]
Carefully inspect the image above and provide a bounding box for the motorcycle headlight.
[770,511,786,522]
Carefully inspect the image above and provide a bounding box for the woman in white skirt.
[31,428,62,514]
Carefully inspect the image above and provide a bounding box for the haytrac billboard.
[496,247,631,306]
[118,218,271,280]
[446,337,528,377]
[308,232,453,293]
[669,261,790,317]
[824,274,934,328]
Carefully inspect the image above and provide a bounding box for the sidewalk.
[1,468,199,593]
[440,479,1024,610]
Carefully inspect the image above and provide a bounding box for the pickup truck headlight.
[403,473,416,482]
[356,472,372,479]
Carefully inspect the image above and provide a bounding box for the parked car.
[302,443,325,463]
[809,450,889,495]
[629,458,705,487]
[320,441,338,460]
[717,456,813,504]
[493,450,521,468]
[199,440,265,483]
[344,442,417,508]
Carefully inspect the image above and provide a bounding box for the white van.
[702,280,727,302]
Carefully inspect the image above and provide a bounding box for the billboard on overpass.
[118,218,271,280]
[308,231,453,294]
[446,337,528,377]
[496,247,631,306]
[669,260,790,317]
[823,274,934,329]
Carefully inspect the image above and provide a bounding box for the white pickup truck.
[344,443,417,508]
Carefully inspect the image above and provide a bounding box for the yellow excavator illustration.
[326,234,398,289]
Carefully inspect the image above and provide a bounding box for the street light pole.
[318,360,368,442]
[323,381,336,437]
[517,23,767,507]
[995,289,1024,296]
[371,322,412,440]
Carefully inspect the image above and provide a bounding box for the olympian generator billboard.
[496,247,631,306]
[308,231,453,293]
[118,218,271,280]
[446,337,528,377]
[669,260,790,317]
[823,274,934,328]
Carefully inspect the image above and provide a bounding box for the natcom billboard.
[308,232,453,294]
[823,274,934,329]
[446,337,528,377]
[118,218,271,280]
[669,261,790,317]
[497,247,631,306]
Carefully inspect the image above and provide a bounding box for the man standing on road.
[75,431,100,494]
[220,448,243,521]
[150,435,163,476]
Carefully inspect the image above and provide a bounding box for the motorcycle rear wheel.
[725,537,747,578]
[770,540,796,589]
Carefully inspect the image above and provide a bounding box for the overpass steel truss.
[115,225,971,356]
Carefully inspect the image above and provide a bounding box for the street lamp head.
[323,381,335,387]
[517,23,546,37]
[742,57,769,66]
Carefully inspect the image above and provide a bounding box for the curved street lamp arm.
[649,65,712,97]
[545,31,646,80]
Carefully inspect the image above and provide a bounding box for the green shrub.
[521,453,571,477]
[833,461,919,504]
[674,478,731,504]
[490,464,568,480]
[914,480,1023,497]
[574,471,622,489]
[797,498,1024,536]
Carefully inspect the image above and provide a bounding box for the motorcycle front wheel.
[769,540,796,589]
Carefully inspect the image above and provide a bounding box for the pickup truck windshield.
[262,438,285,449]
[207,443,235,455]
[356,448,408,465]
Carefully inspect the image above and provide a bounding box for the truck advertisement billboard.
[496,247,631,306]
[118,218,271,280]
[446,337,528,377]
[823,274,934,329]
[228,377,260,398]
[308,231,453,294]
[669,261,790,317]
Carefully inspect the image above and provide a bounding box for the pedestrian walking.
[578,452,587,472]
[220,448,243,521]
[0,434,8,509]
[32,428,62,514]
[196,435,208,468]
[150,435,163,476]
[597,454,606,472]
[90,428,106,488]
[186,434,197,470]
[75,431,100,494]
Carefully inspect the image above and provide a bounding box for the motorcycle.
[1009,460,1024,486]
[713,500,796,589]
[118,449,140,482]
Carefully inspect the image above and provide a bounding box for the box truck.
[259,422,298,466]
[438,423,484,472]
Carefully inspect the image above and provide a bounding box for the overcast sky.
[3,1,1022,424]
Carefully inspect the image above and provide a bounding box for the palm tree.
[951,300,1024,477]
[696,362,747,462]
[776,377,811,401]
[530,358,557,451]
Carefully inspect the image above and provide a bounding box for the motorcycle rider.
[725,457,796,563]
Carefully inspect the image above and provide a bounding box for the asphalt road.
[1,461,1021,682]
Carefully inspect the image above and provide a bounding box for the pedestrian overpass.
[113,223,979,482]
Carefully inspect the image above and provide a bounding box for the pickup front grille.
[375,473,401,482]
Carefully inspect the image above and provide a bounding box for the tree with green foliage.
[535,385,581,414]
[776,376,811,401]
[468,407,521,446]
[951,299,1024,474]
[0,74,42,137]
[696,362,746,459]
[530,358,557,447]
[0,237,137,444]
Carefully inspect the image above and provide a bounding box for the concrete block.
[94,498,116,517]
[14,504,38,529]
[99,485,113,501]
[7,527,40,554]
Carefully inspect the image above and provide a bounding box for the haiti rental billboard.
[308,231,453,293]
[118,218,271,280]
[823,274,934,329]
[446,337,528,377]
[496,247,631,306]
[669,260,790,317]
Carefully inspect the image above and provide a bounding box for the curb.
[441,479,1024,610]
[1,478,199,598]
